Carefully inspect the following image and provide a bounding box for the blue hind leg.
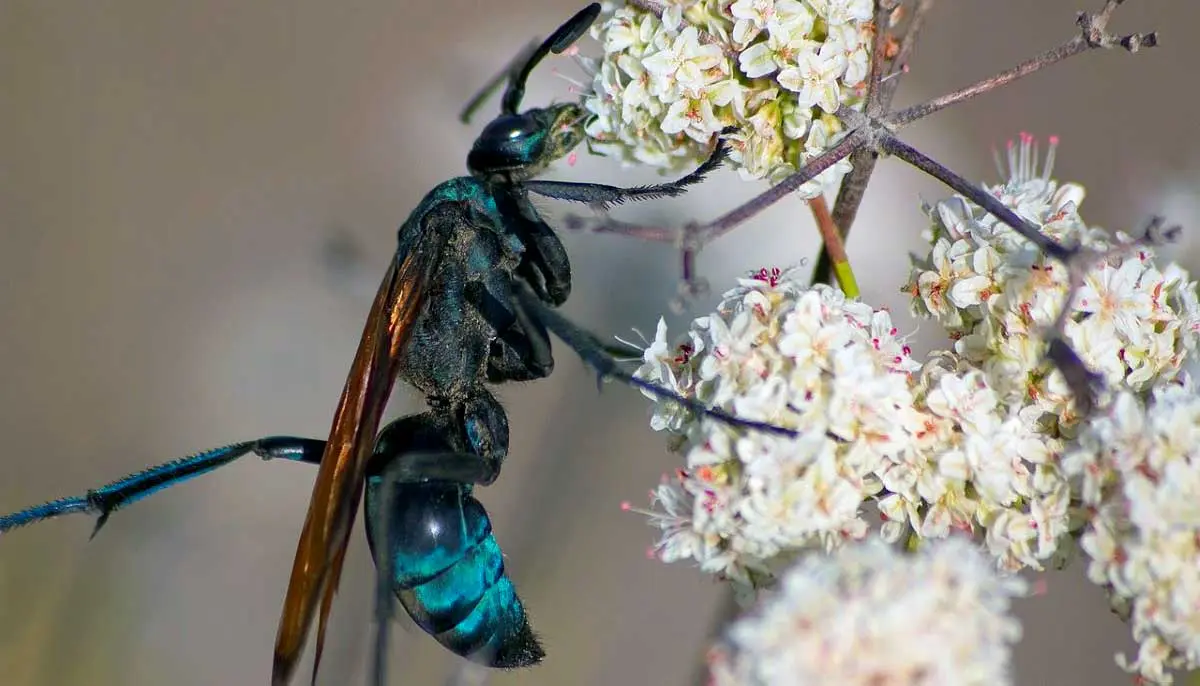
[0,436,325,537]
[0,431,509,539]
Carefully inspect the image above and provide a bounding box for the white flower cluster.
[901,135,1199,560]
[884,351,1073,572]
[1065,383,1200,683]
[584,0,873,190]
[630,266,1073,579]
[900,135,1200,679]
[625,132,1200,679]
[904,134,1200,432]
[632,268,920,587]
[708,537,1025,686]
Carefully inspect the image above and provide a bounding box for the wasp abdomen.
[367,480,543,668]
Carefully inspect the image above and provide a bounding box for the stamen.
[570,53,599,77]
[1027,136,1036,182]
[567,111,591,131]
[1018,131,1030,183]
[551,68,587,91]
[991,145,1005,181]
[613,329,650,351]
[1005,139,1017,182]
[1042,135,1059,183]
[880,65,906,84]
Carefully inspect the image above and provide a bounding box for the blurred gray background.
[1,1,1198,684]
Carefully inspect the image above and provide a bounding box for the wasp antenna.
[501,3,601,115]
[459,39,538,124]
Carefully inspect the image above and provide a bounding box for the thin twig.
[820,0,936,285]
[814,148,876,284]
[813,0,901,285]
[891,42,1092,126]
[878,134,1070,261]
[573,0,1154,253]
[704,132,864,240]
[866,1,897,117]
[808,195,860,297]
[1043,216,1180,414]
[820,0,1147,283]
[890,8,1156,126]
[574,0,1153,246]
[879,0,935,107]
[565,132,864,243]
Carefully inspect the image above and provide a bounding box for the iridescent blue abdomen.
[364,479,541,667]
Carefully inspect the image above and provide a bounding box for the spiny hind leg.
[0,436,325,537]
[0,406,514,540]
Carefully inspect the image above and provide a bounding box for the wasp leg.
[0,436,325,537]
[524,135,731,210]
[374,393,510,482]
[486,309,554,384]
[371,451,500,487]
[497,189,572,306]
[509,282,801,438]
[464,278,554,384]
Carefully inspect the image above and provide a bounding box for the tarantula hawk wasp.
[0,4,797,684]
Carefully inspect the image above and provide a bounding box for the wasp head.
[467,102,586,184]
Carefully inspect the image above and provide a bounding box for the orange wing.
[271,234,439,686]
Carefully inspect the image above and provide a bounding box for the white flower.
[601,6,658,55]
[808,0,873,25]
[738,27,813,79]
[891,352,1072,572]
[585,0,871,188]
[778,40,848,113]
[1076,254,1155,338]
[1065,383,1200,682]
[730,0,816,46]
[642,26,724,98]
[709,538,1026,686]
[660,96,723,143]
[826,20,872,85]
